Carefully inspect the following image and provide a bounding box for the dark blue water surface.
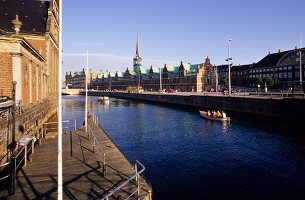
[62,95,305,200]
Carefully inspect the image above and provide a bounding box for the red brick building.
[0,0,59,108]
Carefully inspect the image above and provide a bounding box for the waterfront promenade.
[1,118,152,199]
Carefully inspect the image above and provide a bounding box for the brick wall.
[0,53,13,97]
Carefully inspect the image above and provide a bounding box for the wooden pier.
[1,118,152,199]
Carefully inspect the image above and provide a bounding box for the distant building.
[231,64,253,87]
[66,38,305,92]
[65,69,98,89]
[89,36,218,92]
[249,48,305,90]
[215,47,305,90]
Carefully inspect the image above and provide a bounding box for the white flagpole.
[159,67,162,91]
[85,50,88,132]
[58,0,63,199]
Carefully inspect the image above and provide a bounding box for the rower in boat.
[199,110,230,121]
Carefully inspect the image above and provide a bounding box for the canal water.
[62,95,305,200]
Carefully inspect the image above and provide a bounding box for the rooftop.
[0,0,50,35]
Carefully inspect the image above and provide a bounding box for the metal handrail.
[88,124,106,174]
[101,160,145,200]
[0,162,10,181]
[88,112,147,200]
[15,146,26,170]
[43,120,69,125]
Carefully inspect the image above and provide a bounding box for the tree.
[274,78,280,87]
[254,76,262,86]
[220,75,228,85]
[263,76,274,87]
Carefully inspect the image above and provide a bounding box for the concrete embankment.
[85,91,305,126]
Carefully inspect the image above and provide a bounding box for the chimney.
[268,51,270,54]
[11,15,22,35]
[278,49,281,53]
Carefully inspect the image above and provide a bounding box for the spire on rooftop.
[135,31,140,57]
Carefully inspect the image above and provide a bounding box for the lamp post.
[299,33,303,92]
[11,81,17,151]
[299,49,302,89]
[159,67,162,92]
[226,39,233,96]
[215,65,218,93]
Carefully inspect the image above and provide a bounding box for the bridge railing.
[88,111,149,200]
[101,160,146,200]
[10,135,35,195]
[87,123,106,175]
[0,161,11,194]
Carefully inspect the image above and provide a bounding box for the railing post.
[70,131,73,157]
[43,124,46,138]
[74,119,76,130]
[149,190,152,200]
[12,156,16,195]
[103,153,106,176]
[97,117,99,125]
[135,163,140,199]
[32,138,34,154]
[93,137,95,153]
[24,145,27,167]
[39,128,42,146]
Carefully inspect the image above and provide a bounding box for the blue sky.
[63,0,305,74]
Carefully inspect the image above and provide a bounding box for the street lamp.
[11,81,17,151]
[299,49,302,89]
[226,39,233,96]
[215,65,218,93]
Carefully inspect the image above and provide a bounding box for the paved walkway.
[1,119,152,199]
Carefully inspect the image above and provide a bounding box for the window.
[279,73,283,79]
[295,72,300,78]
[283,73,287,78]
[295,66,300,69]
[279,67,283,71]
[288,66,292,70]
[288,72,292,79]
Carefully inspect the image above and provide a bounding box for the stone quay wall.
[85,91,305,125]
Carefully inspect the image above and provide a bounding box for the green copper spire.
[133,31,142,72]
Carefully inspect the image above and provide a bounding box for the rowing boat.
[199,110,230,121]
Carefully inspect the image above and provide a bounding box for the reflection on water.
[62,95,305,200]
